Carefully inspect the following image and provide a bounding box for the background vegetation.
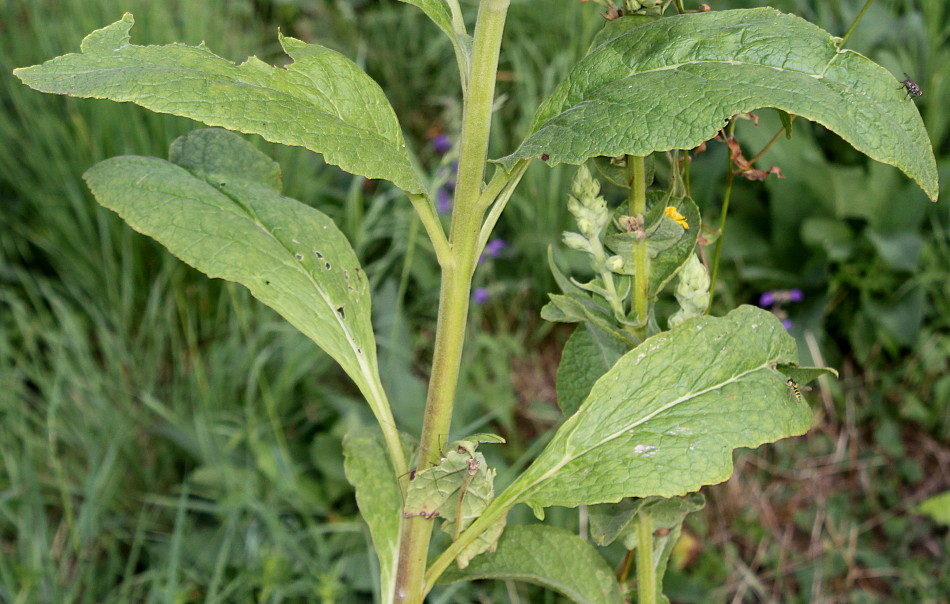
[1,0,946,601]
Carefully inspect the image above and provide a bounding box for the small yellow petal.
[664,206,689,229]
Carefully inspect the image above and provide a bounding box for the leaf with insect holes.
[496,306,816,511]
[439,525,624,604]
[497,8,938,200]
[83,128,385,412]
[343,430,405,604]
[404,448,501,568]
[14,14,426,195]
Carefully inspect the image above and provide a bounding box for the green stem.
[707,133,735,312]
[635,513,657,604]
[393,1,510,601]
[408,192,451,266]
[474,160,529,263]
[838,0,874,50]
[627,155,648,336]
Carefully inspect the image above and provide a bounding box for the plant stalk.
[636,513,657,604]
[392,1,510,601]
[707,129,736,311]
[838,0,874,50]
[627,155,648,336]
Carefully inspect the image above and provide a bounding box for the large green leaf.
[497,8,938,200]
[343,430,404,604]
[439,525,624,604]
[83,128,385,408]
[14,14,426,194]
[503,306,813,510]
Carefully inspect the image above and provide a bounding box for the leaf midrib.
[521,358,777,496]
[46,63,402,150]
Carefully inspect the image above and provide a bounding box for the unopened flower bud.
[669,254,711,328]
[571,165,600,202]
[563,231,591,253]
[606,255,624,272]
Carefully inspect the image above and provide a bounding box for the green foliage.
[343,431,405,603]
[915,490,950,527]
[506,306,813,511]
[439,525,625,604]
[498,8,938,201]
[5,0,945,602]
[84,129,390,421]
[15,13,426,194]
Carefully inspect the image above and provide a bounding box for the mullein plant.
[14,0,937,602]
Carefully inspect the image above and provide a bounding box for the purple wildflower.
[787,288,804,302]
[759,291,776,307]
[437,187,452,214]
[473,287,490,305]
[781,318,793,331]
[479,238,507,263]
[431,133,452,154]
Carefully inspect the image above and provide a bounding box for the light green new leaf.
[497,8,938,200]
[14,14,426,194]
[915,490,950,527]
[439,525,624,604]
[83,129,386,412]
[505,306,814,510]
[343,430,404,604]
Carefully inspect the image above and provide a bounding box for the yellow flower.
[663,206,689,229]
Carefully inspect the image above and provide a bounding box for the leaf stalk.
[636,513,657,604]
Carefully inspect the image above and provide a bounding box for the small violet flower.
[473,287,490,305]
[437,187,452,214]
[430,133,452,155]
[781,318,793,331]
[479,239,507,263]
[759,289,804,307]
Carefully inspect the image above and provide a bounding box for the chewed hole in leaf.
[294,253,303,261]
[336,305,345,320]
[325,261,331,270]
[314,250,324,259]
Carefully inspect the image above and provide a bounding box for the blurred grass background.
[1,0,947,602]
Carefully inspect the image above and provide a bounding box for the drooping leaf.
[343,430,405,604]
[589,493,705,547]
[404,447,501,568]
[14,14,426,194]
[83,129,385,408]
[439,525,625,604]
[404,450,495,528]
[503,306,816,510]
[498,8,938,200]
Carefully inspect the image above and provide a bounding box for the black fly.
[900,73,923,99]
